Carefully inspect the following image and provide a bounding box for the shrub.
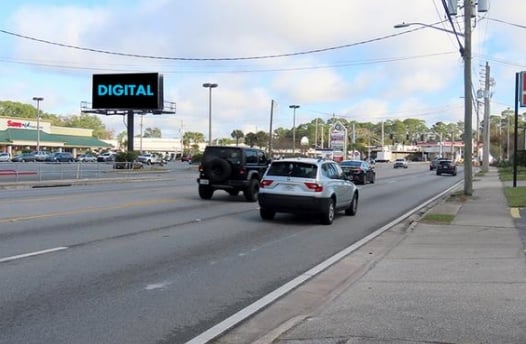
[115,151,139,162]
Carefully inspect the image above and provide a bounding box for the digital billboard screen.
[92,73,163,110]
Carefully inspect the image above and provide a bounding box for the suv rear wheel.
[260,207,275,220]
[320,198,335,225]
[244,179,259,202]
[345,192,358,216]
[198,185,214,199]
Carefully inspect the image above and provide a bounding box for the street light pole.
[32,97,44,152]
[202,83,218,146]
[289,105,300,154]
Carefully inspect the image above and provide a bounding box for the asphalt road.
[0,161,463,344]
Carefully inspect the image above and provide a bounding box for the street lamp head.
[393,22,410,29]
[393,21,464,37]
[32,97,44,102]
[203,83,218,88]
[289,105,300,109]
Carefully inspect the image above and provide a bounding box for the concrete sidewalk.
[214,168,526,344]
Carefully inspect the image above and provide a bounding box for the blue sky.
[1,0,525,141]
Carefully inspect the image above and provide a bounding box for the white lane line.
[0,247,68,263]
[186,180,463,344]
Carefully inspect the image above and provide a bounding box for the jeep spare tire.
[205,158,231,183]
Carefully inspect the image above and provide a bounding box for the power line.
[0,28,411,61]
[0,51,458,74]
[486,17,526,30]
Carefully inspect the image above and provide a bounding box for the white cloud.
[1,0,524,139]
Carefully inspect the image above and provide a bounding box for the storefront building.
[0,116,113,157]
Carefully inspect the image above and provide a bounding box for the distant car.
[12,153,36,162]
[76,153,97,162]
[0,152,11,162]
[48,152,74,162]
[430,157,448,170]
[137,153,164,166]
[436,160,457,176]
[181,155,192,162]
[339,159,375,184]
[97,152,116,162]
[258,157,359,225]
[393,158,408,168]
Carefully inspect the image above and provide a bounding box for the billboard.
[92,73,164,110]
[520,71,526,107]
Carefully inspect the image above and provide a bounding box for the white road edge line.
[0,246,68,263]
[186,180,463,344]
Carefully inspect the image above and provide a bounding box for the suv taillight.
[260,179,273,188]
[304,182,323,192]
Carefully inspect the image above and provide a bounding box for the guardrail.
[0,161,162,183]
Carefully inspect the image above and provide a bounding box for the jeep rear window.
[267,162,317,178]
[203,147,242,163]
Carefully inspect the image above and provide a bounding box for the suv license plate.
[199,179,209,185]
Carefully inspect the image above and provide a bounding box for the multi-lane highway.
[0,161,463,344]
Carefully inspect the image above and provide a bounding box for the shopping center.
[0,116,113,157]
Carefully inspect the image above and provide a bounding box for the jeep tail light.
[260,179,273,188]
[304,182,323,192]
[238,167,246,175]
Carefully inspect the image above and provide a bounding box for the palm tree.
[231,129,244,145]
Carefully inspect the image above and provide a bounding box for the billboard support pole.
[127,110,134,152]
[513,72,519,187]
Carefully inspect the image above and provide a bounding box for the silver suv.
[258,158,359,225]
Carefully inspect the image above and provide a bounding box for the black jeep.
[197,146,269,202]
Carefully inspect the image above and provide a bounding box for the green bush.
[191,152,203,163]
[115,151,139,162]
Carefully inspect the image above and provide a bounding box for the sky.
[1,0,525,142]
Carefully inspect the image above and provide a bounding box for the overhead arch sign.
[92,73,164,110]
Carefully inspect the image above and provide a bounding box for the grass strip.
[421,213,455,224]
[503,187,526,207]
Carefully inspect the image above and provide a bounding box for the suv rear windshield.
[267,161,317,178]
[203,147,243,164]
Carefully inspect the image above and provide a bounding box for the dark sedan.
[340,159,375,184]
[436,160,457,176]
[47,152,75,162]
[12,153,36,162]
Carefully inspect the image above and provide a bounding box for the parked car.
[430,157,448,170]
[339,159,375,184]
[436,160,457,176]
[258,157,359,225]
[393,158,408,168]
[97,152,116,162]
[0,152,11,162]
[32,151,50,162]
[137,153,164,166]
[197,146,269,202]
[12,152,36,162]
[48,152,75,162]
[181,155,192,162]
[76,153,97,162]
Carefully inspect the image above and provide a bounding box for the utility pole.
[268,100,275,157]
[481,62,490,172]
[463,0,473,195]
[315,118,318,149]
